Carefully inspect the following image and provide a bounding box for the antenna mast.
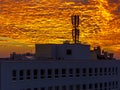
[71,15,80,44]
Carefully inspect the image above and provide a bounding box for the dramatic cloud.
[0,0,120,58]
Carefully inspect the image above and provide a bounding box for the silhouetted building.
[0,15,119,90]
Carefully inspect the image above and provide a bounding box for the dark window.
[27,88,31,90]
[82,68,86,76]
[12,70,17,80]
[66,49,72,55]
[69,85,73,90]
[76,68,80,77]
[76,85,80,90]
[69,68,73,77]
[62,85,66,90]
[112,81,115,88]
[26,70,31,79]
[34,69,38,79]
[34,88,38,90]
[104,68,107,75]
[99,68,103,76]
[19,70,24,80]
[108,68,111,75]
[109,82,111,87]
[104,82,107,87]
[55,69,59,78]
[55,86,59,90]
[104,88,107,90]
[83,84,86,89]
[115,67,118,75]
[112,67,114,75]
[41,87,45,90]
[62,69,66,77]
[116,81,118,88]
[100,83,102,88]
[89,68,92,76]
[40,69,45,79]
[94,68,98,76]
[48,86,52,90]
[95,83,98,88]
[89,84,92,89]
[48,69,52,78]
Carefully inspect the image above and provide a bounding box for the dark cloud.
[107,0,120,15]
[117,6,120,12]
[112,6,120,15]
[108,0,120,3]
[62,0,89,4]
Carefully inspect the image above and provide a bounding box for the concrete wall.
[35,44,91,60]
[56,44,91,60]
[35,44,54,59]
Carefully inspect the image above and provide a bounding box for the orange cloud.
[0,0,120,58]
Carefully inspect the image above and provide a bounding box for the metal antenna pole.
[71,15,80,44]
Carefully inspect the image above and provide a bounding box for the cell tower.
[71,15,80,44]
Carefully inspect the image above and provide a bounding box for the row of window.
[20,81,118,90]
[12,67,118,80]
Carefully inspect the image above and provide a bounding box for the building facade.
[0,43,119,90]
[0,60,119,90]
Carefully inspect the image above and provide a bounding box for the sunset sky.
[0,0,120,58]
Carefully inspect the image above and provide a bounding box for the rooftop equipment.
[71,15,80,44]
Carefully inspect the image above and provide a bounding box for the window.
[104,68,107,75]
[48,86,52,90]
[109,82,111,88]
[40,69,45,79]
[108,68,111,75]
[82,84,86,90]
[94,68,98,76]
[34,88,38,90]
[26,88,31,90]
[62,69,66,77]
[76,68,80,77]
[112,81,115,89]
[89,68,92,76]
[48,69,52,78]
[95,83,98,89]
[62,85,66,90]
[66,49,72,55]
[104,82,107,87]
[55,69,59,78]
[19,70,24,80]
[12,70,17,80]
[26,70,31,79]
[116,81,118,88]
[89,84,92,89]
[69,85,73,90]
[99,68,103,76]
[69,68,73,77]
[76,85,80,90]
[104,88,107,90]
[55,86,59,90]
[100,83,103,89]
[115,67,118,75]
[41,87,45,90]
[34,69,38,79]
[82,68,86,76]
[112,67,114,75]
